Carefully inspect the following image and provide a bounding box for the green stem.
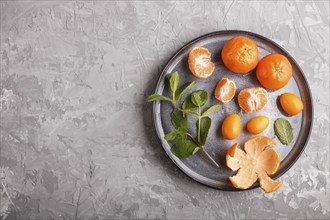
[201,146,220,168]
[172,101,176,108]
[187,133,220,168]
[197,117,201,143]
[172,93,176,108]
[187,133,200,146]
[197,107,201,143]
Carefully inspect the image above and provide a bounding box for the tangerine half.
[238,87,268,113]
[214,78,236,104]
[188,47,215,79]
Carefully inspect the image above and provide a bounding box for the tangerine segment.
[188,47,215,79]
[225,136,282,193]
[214,78,236,104]
[256,54,292,90]
[238,87,268,113]
[221,36,259,74]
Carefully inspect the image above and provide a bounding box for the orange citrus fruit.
[238,87,268,113]
[246,116,269,134]
[221,36,259,74]
[280,92,304,115]
[188,47,215,78]
[226,136,283,193]
[222,114,241,140]
[256,54,292,90]
[214,78,236,104]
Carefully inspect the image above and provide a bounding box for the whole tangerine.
[256,54,292,90]
[221,36,259,74]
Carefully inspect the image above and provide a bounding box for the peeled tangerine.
[214,78,236,104]
[188,47,215,79]
[238,87,268,113]
[226,136,283,193]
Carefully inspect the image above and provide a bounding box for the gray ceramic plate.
[152,30,313,191]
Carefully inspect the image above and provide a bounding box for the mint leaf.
[167,72,179,93]
[171,138,200,159]
[182,109,200,117]
[171,108,188,129]
[201,104,221,117]
[176,127,187,137]
[182,90,208,110]
[174,81,196,102]
[182,94,197,110]
[198,116,211,145]
[164,131,178,141]
[198,90,208,106]
[191,93,203,107]
[274,118,293,145]
[147,94,172,102]
[164,127,187,141]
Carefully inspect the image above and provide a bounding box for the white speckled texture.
[0,1,329,219]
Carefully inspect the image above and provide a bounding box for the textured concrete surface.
[0,1,329,219]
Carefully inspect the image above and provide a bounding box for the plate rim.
[151,30,314,191]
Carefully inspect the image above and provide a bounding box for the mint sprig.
[147,73,221,167]
[147,72,196,108]
[179,90,221,167]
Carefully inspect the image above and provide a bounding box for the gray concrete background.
[0,1,329,219]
